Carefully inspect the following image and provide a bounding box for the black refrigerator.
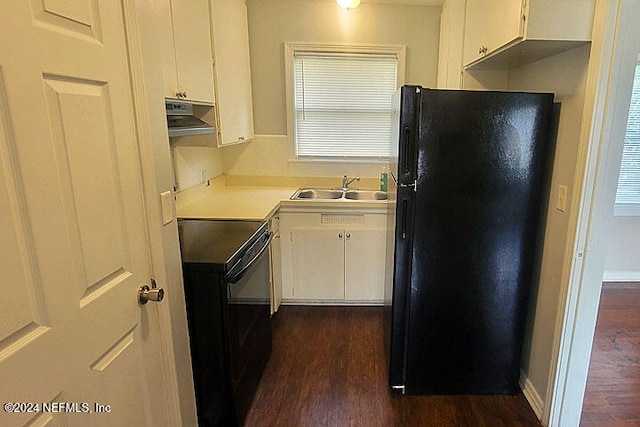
[384,86,555,395]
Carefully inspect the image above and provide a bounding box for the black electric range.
[179,219,273,426]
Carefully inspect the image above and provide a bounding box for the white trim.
[123,1,198,425]
[613,203,640,216]
[287,157,389,165]
[281,299,384,306]
[602,270,640,282]
[520,370,544,421]
[546,1,640,426]
[284,42,406,161]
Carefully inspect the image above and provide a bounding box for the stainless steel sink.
[291,188,388,201]
[293,189,344,199]
[344,190,388,200]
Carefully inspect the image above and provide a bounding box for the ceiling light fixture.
[337,0,361,10]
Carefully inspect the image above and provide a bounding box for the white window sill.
[289,157,389,165]
[614,203,640,216]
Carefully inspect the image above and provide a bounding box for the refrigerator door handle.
[402,126,412,174]
[399,179,417,192]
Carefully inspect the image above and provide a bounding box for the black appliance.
[179,219,272,426]
[385,86,554,395]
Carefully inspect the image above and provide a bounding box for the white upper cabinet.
[437,0,467,89]
[462,0,489,66]
[160,0,216,104]
[210,0,255,146]
[463,0,595,70]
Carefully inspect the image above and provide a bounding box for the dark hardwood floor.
[245,306,541,427]
[581,283,640,427]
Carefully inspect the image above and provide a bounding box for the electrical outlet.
[201,170,208,185]
[557,185,568,212]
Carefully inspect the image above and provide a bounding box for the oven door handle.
[226,231,272,284]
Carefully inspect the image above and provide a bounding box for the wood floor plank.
[245,306,541,427]
[581,284,640,427]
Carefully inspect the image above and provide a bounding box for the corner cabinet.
[159,0,215,104]
[462,0,595,70]
[209,0,255,146]
[279,206,387,304]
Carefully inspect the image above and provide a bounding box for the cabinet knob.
[175,91,182,98]
[182,91,187,98]
[346,233,351,239]
[338,233,343,238]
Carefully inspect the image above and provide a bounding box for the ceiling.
[294,0,444,6]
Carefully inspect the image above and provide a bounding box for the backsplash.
[221,134,386,178]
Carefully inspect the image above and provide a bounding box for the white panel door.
[0,1,169,426]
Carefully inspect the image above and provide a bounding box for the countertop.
[177,184,298,221]
[176,177,389,221]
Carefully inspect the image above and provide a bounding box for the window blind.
[615,64,640,205]
[293,54,397,158]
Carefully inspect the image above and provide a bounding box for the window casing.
[285,44,406,161]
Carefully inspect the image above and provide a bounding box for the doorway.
[548,2,640,426]
[581,58,640,426]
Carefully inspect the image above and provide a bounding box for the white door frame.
[545,1,640,426]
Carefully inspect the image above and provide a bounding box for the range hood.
[166,100,215,137]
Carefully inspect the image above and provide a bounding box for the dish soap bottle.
[380,167,388,192]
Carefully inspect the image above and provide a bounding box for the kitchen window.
[285,43,405,160]
[614,62,640,216]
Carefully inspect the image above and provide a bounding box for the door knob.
[138,284,164,304]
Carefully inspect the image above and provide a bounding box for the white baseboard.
[520,370,544,422]
[281,299,384,306]
[602,270,640,282]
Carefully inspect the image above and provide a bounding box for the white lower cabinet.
[280,207,387,304]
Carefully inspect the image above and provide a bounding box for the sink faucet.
[342,174,360,190]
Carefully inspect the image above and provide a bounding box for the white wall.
[604,216,640,280]
[171,143,224,190]
[220,0,441,179]
[507,45,592,410]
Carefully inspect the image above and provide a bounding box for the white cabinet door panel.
[210,0,255,145]
[172,0,215,103]
[292,228,344,300]
[345,229,386,301]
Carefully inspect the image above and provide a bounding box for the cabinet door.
[438,0,466,89]
[158,0,180,99]
[487,0,524,53]
[462,0,488,66]
[172,0,215,103]
[292,228,345,300]
[210,0,255,146]
[345,229,386,301]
